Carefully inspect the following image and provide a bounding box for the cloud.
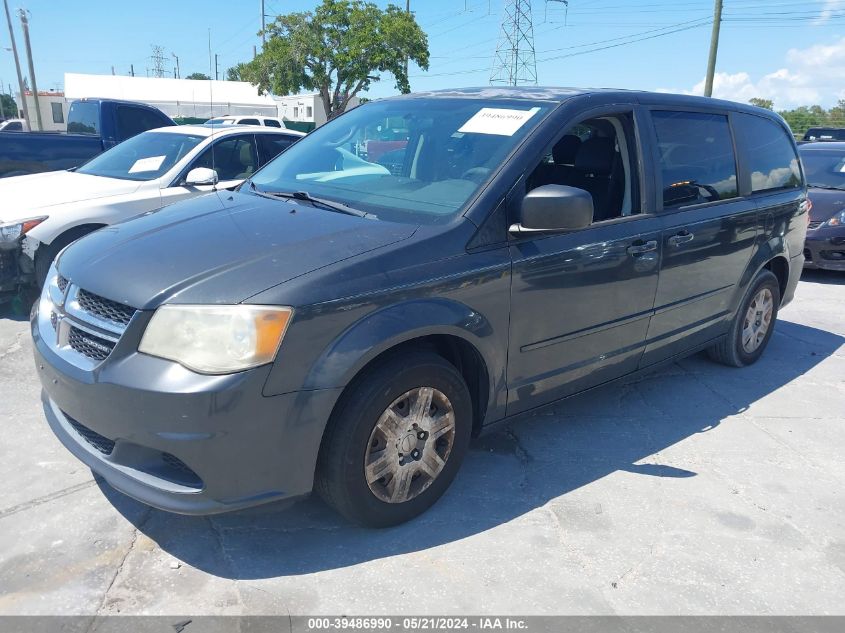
[661,36,845,109]
[816,0,845,24]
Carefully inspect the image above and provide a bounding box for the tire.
[315,351,472,527]
[34,226,98,289]
[707,269,780,367]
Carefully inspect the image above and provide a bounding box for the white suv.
[205,115,287,129]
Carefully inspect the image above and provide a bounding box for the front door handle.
[668,231,694,247]
[627,240,658,256]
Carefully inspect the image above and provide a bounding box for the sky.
[1,0,845,110]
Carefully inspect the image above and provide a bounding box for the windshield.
[248,98,551,222]
[800,149,845,190]
[76,131,206,181]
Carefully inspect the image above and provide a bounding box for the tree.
[0,93,18,118]
[748,98,773,110]
[240,0,429,119]
[226,63,247,82]
[186,72,212,80]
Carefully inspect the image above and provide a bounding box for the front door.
[507,109,661,416]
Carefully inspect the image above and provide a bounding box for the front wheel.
[315,351,472,527]
[707,269,780,367]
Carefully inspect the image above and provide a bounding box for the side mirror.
[511,185,594,235]
[185,167,219,186]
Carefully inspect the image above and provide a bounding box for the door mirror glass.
[185,167,218,186]
[517,184,594,232]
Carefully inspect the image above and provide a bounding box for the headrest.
[575,137,615,174]
[552,135,582,165]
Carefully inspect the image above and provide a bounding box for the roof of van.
[389,86,777,115]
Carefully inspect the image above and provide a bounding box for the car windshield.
[76,131,206,181]
[247,98,552,223]
[800,149,845,190]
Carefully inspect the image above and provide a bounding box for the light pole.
[172,52,180,79]
[3,0,29,127]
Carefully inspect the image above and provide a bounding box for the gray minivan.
[32,88,808,527]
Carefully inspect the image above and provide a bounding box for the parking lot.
[0,270,843,616]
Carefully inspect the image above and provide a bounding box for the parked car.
[799,141,845,270]
[32,88,807,527]
[205,115,288,129]
[0,118,28,132]
[802,127,845,142]
[0,98,175,179]
[0,125,304,298]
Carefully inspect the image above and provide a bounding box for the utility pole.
[261,0,266,46]
[4,0,30,128]
[704,0,723,98]
[19,9,41,131]
[172,52,180,79]
[214,54,219,81]
[130,64,135,77]
[404,0,410,79]
[490,0,537,86]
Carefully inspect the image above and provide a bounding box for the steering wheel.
[461,167,491,184]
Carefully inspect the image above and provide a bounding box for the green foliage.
[227,63,247,82]
[748,98,773,110]
[778,100,845,137]
[240,0,429,118]
[0,93,18,118]
[186,72,212,80]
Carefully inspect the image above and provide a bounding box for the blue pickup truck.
[0,98,174,178]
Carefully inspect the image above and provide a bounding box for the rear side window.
[257,134,295,164]
[264,119,282,128]
[239,118,260,126]
[652,111,738,208]
[116,106,170,140]
[735,114,801,193]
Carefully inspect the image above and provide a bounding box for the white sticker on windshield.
[458,107,540,136]
[128,155,167,173]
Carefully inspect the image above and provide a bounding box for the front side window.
[76,131,205,181]
[736,114,801,193]
[191,135,257,181]
[249,98,551,223]
[653,111,738,208]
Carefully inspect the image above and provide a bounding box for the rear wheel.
[707,269,780,367]
[315,351,472,527]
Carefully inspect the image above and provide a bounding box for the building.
[15,91,69,132]
[63,73,278,121]
[273,93,360,127]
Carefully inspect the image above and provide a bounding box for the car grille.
[57,275,69,292]
[161,453,203,487]
[77,289,135,326]
[67,415,116,455]
[68,326,115,361]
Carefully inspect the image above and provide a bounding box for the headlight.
[0,216,47,242]
[139,305,293,374]
[825,210,845,227]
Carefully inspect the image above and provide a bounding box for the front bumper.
[32,302,341,515]
[804,228,845,271]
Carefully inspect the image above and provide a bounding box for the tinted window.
[736,114,801,193]
[239,118,260,126]
[191,135,257,181]
[67,101,100,135]
[257,134,295,164]
[116,106,169,140]
[264,119,282,128]
[4,121,23,131]
[652,111,738,208]
[51,102,64,124]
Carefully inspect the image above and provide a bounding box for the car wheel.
[315,351,472,527]
[707,269,780,367]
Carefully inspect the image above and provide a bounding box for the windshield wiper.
[247,182,369,218]
[808,184,845,191]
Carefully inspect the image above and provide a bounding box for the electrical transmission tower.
[150,45,167,78]
[490,0,537,86]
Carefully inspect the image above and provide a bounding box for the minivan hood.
[57,191,417,308]
[808,187,845,222]
[0,171,141,222]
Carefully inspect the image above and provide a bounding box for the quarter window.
[736,114,801,193]
[652,111,738,208]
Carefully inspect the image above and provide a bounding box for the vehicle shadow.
[100,318,844,579]
[801,268,845,285]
